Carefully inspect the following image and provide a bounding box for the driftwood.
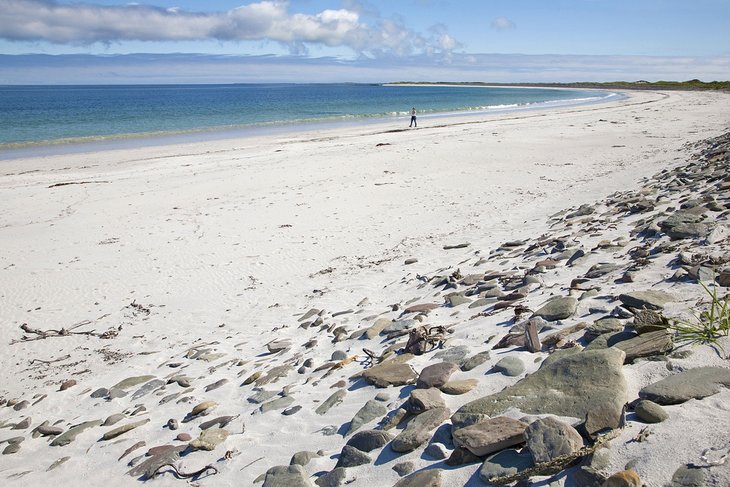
[489,429,621,485]
[150,463,218,479]
[29,354,71,365]
[48,180,110,188]
[11,314,116,344]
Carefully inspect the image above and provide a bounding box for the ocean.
[0,84,615,156]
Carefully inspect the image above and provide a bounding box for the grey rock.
[452,416,527,456]
[392,462,415,477]
[585,318,624,341]
[632,309,669,334]
[382,319,417,335]
[639,366,730,404]
[493,356,525,377]
[407,388,446,413]
[314,467,346,487]
[584,263,622,279]
[102,419,150,441]
[361,361,417,388]
[461,351,490,371]
[335,445,371,468]
[90,387,109,398]
[446,294,471,307]
[283,405,302,416]
[479,448,534,484]
[346,400,387,436]
[263,465,314,487]
[634,399,669,423]
[524,416,583,463]
[670,465,705,487]
[391,407,450,453]
[204,378,229,392]
[613,329,674,362]
[346,430,394,452]
[12,417,31,429]
[432,345,470,364]
[102,413,126,426]
[290,450,321,467]
[571,466,607,487]
[109,375,156,394]
[424,443,449,459]
[393,469,442,487]
[315,390,346,415]
[131,379,166,400]
[50,419,103,446]
[189,428,230,451]
[255,365,292,387]
[248,390,279,404]
[619,290,676,310]
[37,424,64,436]
[453,348,626,430]
[199,415,237,430]
[261,396,296,413]
[3,443,20,455]
[532,297,578,321]
[417,362,459,389]
[440,379,478,395]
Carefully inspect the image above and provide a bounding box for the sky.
[1,0,729,84]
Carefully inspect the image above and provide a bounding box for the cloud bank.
[1,52,728,85]
[0,0,456,56]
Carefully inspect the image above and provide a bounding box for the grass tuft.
[669,279,729,358]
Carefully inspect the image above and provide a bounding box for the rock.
[453,348,626,430]
[260,396,296,413]
[440,379,478,395]
[404,258,418,265]
[37,424,64,436]
[572,466,608,487]
[59,379,76,391]
[446,294,471,307]
[361,361,417,388]
[167,419,179,430]
[524,416,583,463]
[283,405,302,416]
[446,446,481,466]
[346,400,387,436]
[3,443,20,455]
[670,464,705,486]
[127,445,187,479]
[12,417,31,429]
[109,375,156,395]
[392,462,415,477]
[242,371,262,385]
[346,430,394,452]
[290,450,321,467]
[131,379,166,400]
[639,366,730,404]
[335,445,371,468]
[248,390,279,404]
[492,356,525,376]
[584,404,624,437]
[314,467,346,487]
[585,263,622,279]
[382,319,417,335]
[407,388,446,413]
[204,378,229,392]
[602,469,641,487]
[532,297,578,321]
[315,390,346,415]
[424,443,449,459]
[102,419,149,440]
[267,339,291,353]
[263,465,314,487]
[90,387,109,398]
[364,318,391,338]
[255,365,293,386]
[191,400,217,416]
[432,345,470,364]
[102,413,126,426]
[479,448,534,484]
[613,329,673,362]
[585,318,624,341]
[634,399,669,423]
[632,309,668,334]
[189,428,230,451]
[391,407,450,453]
[618,290,676,310]
[50,419,103,446]
[461,351,490,371]
[199,415,237,429]
[393,469,442,487]
[417,362,459,389]
[452,416,527,456]
[175,433,192,441]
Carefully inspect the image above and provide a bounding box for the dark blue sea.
[0,84,615,155]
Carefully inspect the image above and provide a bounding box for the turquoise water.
[0,84,614,154]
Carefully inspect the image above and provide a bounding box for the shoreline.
[0,89,729,486]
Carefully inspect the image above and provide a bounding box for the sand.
[0,89,729,486]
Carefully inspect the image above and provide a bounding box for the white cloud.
[0,0,458,57]
[491,17,515,30]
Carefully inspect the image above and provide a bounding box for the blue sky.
[1,0,729,83]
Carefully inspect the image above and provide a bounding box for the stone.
[446,446,482,466]
[175,433,192,442]
[393,469,442,487]
[392,462,415,477]
[479,448,534,484]
[670,464,705,486]
[407,388,446,413]
[37,424,64,436]
[199,415,237,430]
[532,297,578,321]
[290,450,321,467]
[432,345,470,363]
[417,362,459,389]
[365,318,392,339]
[361,361,417,388]
[59,379,76,391]
[204,378,229,392]
[335,445,371,468]
[346,430,394,452]
[102,413,126,426]
[586,318,624,341]
[127,445,187,479]
[90,387,109,398]
[391,407,450,453]
[315,390,346,415]
[109,375,156,394]
[493,356,525,376]
[191,400,217,416]
[453,348,626,430]
[585,263,622,279]
[452,416,527,456]
[632,309,668,334]
[260,396,295,413]
[12,417,31,429]
[639,366,730,404]
[267,339,291,353]
[634,399,669,423]
[346,400,387,436]
[50,419,103,446]
[131,379,166,400]
[424,443,449,459]
[263,465,314,487]
[3,444,20,454]
[446,294,471,307]
[283,405,302,416]
[248,390,279,404]
[602,469,641,487]
[440,379,478,395]
[613,329,673,362]
[102,419,150,440]
[572,466,608,487]
[618,290,676,310]
[382,319,417,335]
[255,365,293,386]
[524,416,583,463]
[461,351,490,371]
[189,428,230,451]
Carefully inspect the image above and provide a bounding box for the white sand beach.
[1,89,729,487]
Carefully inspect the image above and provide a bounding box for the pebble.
[634,399,669,423]
[59,379,77,391]
[492,356,525,376]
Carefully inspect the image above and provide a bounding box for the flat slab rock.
[361,361,417,388]
[531,296,578,321]
[452,348,627,430]
[452,416,528,456]
[639,366,730,405]
[262,464,314,487]
[391,407,451,453]
[393,469,442,487]
[619,290,677,310]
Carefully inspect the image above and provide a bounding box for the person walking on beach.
[409,107,417,127]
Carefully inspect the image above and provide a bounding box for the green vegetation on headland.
[389,80,730,91]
